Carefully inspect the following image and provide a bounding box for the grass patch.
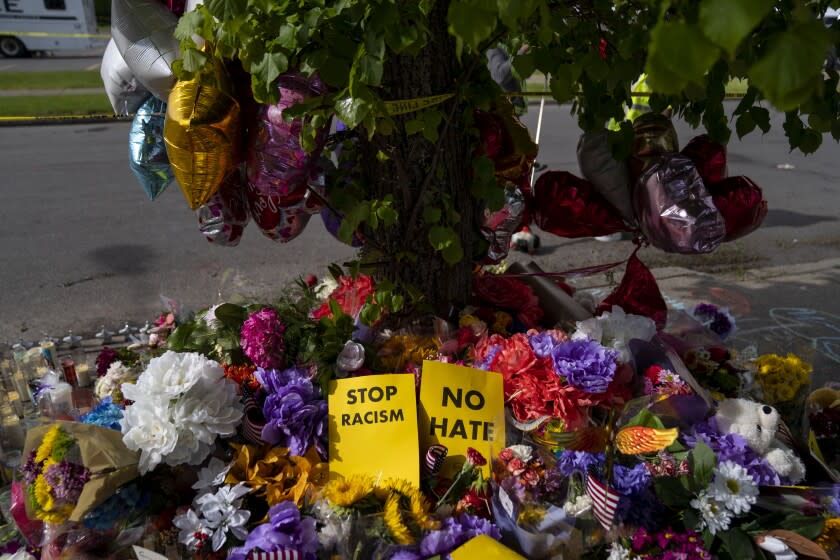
[0,71,102,91]
[0,94,113,117]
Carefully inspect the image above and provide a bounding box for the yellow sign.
[418,361,505,478]
[328,374,420,485]
[450,535,525,559]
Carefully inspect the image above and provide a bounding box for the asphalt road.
[0,53,104,72]
[0,102,839,384]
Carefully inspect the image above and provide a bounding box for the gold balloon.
[630,112,679,178]
[164,62,242,210]
[494,96,538,182]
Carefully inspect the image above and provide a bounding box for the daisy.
[690,492,732,535]
[709,460,758,515]
[607,542,630,560]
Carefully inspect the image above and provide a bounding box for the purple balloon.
[246,71,330,241]
[634,154,725,254]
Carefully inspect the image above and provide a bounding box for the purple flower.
[828,484,840,516]
[43,460,90,502]
[556,450,605,477]
[259,367,328,457]
[474,344,501,371]
[528,331,559,359]
[418,513,501,558]
[22,450,42,485]
[241,307,287,369]
[551,339,618,393]
[613,463,651,496]
[96,347,118,377]
[691,303,736,340]
[685,419,782,485]
[615,488,663,530]
[228,502,318,560]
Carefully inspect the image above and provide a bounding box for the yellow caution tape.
[383,93,454,116]
[0,30,109,39]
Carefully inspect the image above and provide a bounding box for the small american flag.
[241,384,268,446]
[586,472,620,531]
[247,550,300,560]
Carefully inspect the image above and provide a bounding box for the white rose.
[136,351,221,399]
[572,305,656,362]
[337,341,365,372]
[120,398,178,474]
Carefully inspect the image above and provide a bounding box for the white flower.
[121,351,243,471]
[204,304,222,330]
[195,483,251,552]
[135,351,219,399]
[314,276,338,300]
[311,500,353,552]
[336,340,365,372]
[193,457,232,491]
[709,460,758,515]
[173,508,211,550]
[120,397,178,474]
[690,492,732,535]
[563,493,592,517]
[572,305,656,362]
[95,361,136,400]
[757,536,797,560]
[507,445,533,462]
[607,542,630,560]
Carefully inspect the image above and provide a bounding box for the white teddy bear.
[713,398,806,484]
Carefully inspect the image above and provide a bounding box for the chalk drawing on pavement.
[732,308,840,365]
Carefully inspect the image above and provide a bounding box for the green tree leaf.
[750,106,771,133]
[699,0,773,57]
[447,0,497,51]
[423,206,442,224]
[429,225,457,251]
[748,22,829,111]
[253,51,289,93]
[335,93,373,129]
[442,239,465,264]
[206,0,246,20]
[735,111,756,139]
[646,22,720,94]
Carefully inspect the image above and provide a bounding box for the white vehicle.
[0,0,106,58]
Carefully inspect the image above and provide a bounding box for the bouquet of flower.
[21,421,140,524]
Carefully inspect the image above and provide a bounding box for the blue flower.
[556,450,606,477]
[259,367,328,457]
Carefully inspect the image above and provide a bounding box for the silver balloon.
[100,38,148,116]
[577,129,636,225]
[111,0,180,101]
[129,96,174,200]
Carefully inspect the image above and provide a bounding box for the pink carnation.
[240,307,286,369]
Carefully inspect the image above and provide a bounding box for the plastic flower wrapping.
[5,265,840,560]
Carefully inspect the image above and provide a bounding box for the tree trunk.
[357,0,481,317]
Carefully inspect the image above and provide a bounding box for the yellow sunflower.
[34,425,61,464]
[383,493,415,545]
[817,517,840,551]
[407,487,439,530]
[323,474,374,507]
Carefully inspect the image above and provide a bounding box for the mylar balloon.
[708,176,767,241]
[480,185,531,263]
[164,60,242,210]
[577,129,635,224]
[129,96,173,200]
[597,251,667,329]
[198,168,250,247]
[630,113,679,179]
[246,71,330,239]
[100,38,148,116]
[533,171,628,238]
[475,98,538,183]
[111,0,179,101]
[681,134,728,185]
[634,154,725,254]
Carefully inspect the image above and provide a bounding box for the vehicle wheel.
[0,37,27,58]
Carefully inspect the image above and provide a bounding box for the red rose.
[489,333,537,379]
[473,274,543,327]
[312,274,376,319]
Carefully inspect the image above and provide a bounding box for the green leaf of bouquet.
[748,21,828,111]
[447,0,497,52]
[699,0,773,57]
[718,527,755,559]
[688,440,715,489]
[623,408,665,429]
[646,22,720,94]
[167,323,196,351]
[214,303,248,328]
[779,512,825,540]
[653,477,693,508]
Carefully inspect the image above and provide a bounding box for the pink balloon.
[246,72,330,240]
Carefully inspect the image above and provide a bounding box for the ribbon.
[383,93,454,116]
